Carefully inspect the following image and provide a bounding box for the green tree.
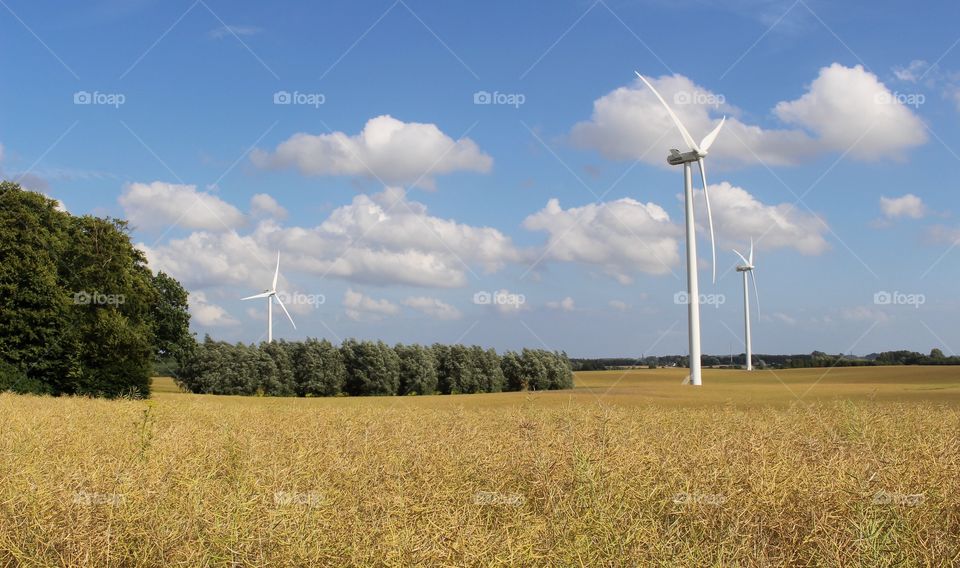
[292,338,346,396]
[395,343,438,395]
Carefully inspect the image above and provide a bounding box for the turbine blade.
[699,116,726,152]
[732,249,749,266]
[750,269,760,317]
[241,292,272,301]
[698,158,717,283]
[274,295,297,329]
[272,251,280,291]
[635,72,700,153]
[749,237,754,265]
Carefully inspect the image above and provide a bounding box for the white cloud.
[208,25,261,39]
[403,296,462,320]
[840,306,890,323]
[762,312,797,325]
[251,115,493,189]
[696,182,830,255]
[250,193,287,220]
[343,288,399,321]
[141,187,521,290]
[571,64,926,168]
[119,181,246,232]
[609,300,630,311]
[190,291,240,327]
[880,193,925,219]
[523,197,681,284]
[546,297,576,311]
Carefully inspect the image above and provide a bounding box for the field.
[2,367,959,566]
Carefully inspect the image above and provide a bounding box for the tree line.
[177,337,574,396]
[0,183,193,397]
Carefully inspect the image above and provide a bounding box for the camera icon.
[473,91,492,105]
[873,291,892,305]
[73,291,90,305]
[73,91,92,105]
[473,291,492,305]
[672,90,691,105]
[273,91,292,105]
[673,291,690,305]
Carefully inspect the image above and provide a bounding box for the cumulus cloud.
[141,187,521,290]
[403,296,462,320]
[190,291,239,327]
[546,297,576,311]
[251,115,493,189]
[880,193,925,219]
[571,64,926,168]
[250,193,287,220]
[119,181,246,232]
[696,182,830,255]
[343,288,399,321]
[523,197,681,284]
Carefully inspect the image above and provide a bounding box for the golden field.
[2,367,959,566]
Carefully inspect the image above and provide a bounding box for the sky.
[3,0,960,357]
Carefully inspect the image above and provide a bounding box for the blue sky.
[3,0,960,357]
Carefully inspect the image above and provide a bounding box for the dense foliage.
[0,183,193,397]
[177,337,574,396]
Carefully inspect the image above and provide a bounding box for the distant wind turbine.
[242,251,296,343]
[636,71,726,386]
[733,239,760,371]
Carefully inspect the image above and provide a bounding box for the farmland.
[2,367,959,566]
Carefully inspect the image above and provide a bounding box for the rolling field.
[2,367,959,566]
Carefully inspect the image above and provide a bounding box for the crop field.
[2,367,960,566]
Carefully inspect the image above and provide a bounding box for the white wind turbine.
[636,71,725,386]
[733,239,760,371]
[241,252,296,343]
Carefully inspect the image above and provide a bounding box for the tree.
[150,272,194,372]
[931,348,945,360]
[501,351,525,391]
[292,338,346,396]
[342,339,400,396]
[395,344,437,395]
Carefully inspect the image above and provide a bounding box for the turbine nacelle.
[241,251,297,342]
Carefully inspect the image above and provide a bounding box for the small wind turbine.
[636,71,725,386]
[733,240,760,371]
[242,251,296,343]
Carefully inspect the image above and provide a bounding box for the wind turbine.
[733,239,760,371]
[242,251,296,343]
[636,71,725,386]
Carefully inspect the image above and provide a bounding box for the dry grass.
[1,367,959,566]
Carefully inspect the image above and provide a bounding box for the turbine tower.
[242,251,296,343]
[637,72,725,386]
[733,240,760,371]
